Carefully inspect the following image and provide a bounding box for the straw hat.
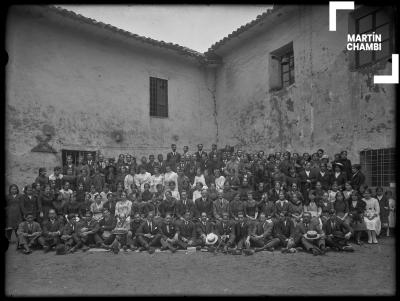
[303,230,321,240]
[205,233,218,245]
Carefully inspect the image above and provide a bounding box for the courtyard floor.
[5,237,396,296]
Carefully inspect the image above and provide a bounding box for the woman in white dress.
[362,188,381,244]
[150,166,164,193]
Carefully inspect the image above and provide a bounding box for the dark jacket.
[194,197,214,218]
[160,221,178,239]
[273,218,295,242]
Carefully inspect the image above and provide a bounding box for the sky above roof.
[59,5,273,53]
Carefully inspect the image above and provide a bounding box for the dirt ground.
[5,237,396,296]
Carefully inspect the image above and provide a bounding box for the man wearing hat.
[250,212,280,252]
[295,212,326,255]
[192,212,214,248]
[332,162,347,189]
[159,213,179,252]
[17,212,43,254]
[136,211,162,254]
[272,211,296,252]
[214,212,236,252]
[322,209,354,252]
[39,209,63,253]
[350,164,366,192]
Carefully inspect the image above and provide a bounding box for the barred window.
[360,148,396,187]
[354,7,394,68]
[270,42,295,91]
[150,77,168,118]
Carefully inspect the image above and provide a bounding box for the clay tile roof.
[45,5,206,60]
[205,6,277,54]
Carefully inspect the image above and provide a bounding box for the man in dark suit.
[192,212,214,248]
[136,211,162,254]
[39,209,63,253]
[75,210,101,251]
[194,144,206,162]
[214,212,236,252]
[17,212,43,254]
[272,211,296,251]
[85,153,96,176]
[156,154,167,174]
[194,189,213,219]
[61,214,80,253]
[351,164,366,192]
[175,190,196,220]
[76,168,92,193]
[298,161,318,201]
[249,212,280,251]
[316,163,332,191]
[175,211,196,249]
[322,209,354,252]
[338,151,352,181]
[146,154,157,175]
[126,213,143,250]
[159,213,179,252]
[166,144,181,172]
[295,212,326,255]
[234,212,251,253]
[208,144,221,162]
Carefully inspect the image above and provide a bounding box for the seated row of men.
[17,206,354,256]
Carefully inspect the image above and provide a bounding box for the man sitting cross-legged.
[192,212,215,249]
[127,213,143,250]
[39,208,63,253]
[214,211,236,253]
[17,212,43,254]
[272,211,296,252]
[95,207,117,249]
[136,211,162,254]
[249,212,280,252]
[75,210,101,252]
[295,212,326,256]
[322,209,354,252]
[61,214,81,253]
[159,213,179,253]
[174,211,197,250]
[233,211,251,254]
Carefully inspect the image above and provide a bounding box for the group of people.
[6,144,396,256]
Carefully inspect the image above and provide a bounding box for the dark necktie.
[305,223,309,230]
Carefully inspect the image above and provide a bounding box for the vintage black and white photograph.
[4,3,397,296]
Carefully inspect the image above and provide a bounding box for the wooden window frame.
[150,77,169,118]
